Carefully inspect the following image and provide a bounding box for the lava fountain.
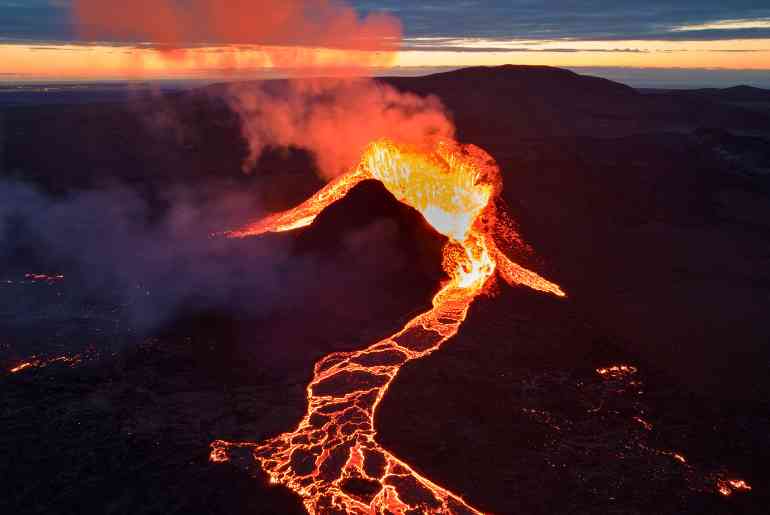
[211,139,565,514]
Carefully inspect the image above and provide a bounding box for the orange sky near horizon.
[2,39,770,81]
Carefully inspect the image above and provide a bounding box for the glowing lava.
[212,139,564,514]
[8,354,82,374]
[596,364,637,380]
[717,478,752,496]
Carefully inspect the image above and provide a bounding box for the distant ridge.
[380,65,770,141]
[390,64,638,99]
[684,84,770,102]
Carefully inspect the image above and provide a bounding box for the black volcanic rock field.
[2,66,770,514]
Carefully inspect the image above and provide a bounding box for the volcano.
[2,66,769,515]
[211,139,563,513]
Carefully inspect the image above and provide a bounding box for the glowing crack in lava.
[211,139,565,514]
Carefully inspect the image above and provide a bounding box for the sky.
[1,1,770,85]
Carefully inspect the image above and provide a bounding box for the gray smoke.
[0,177,422,341]
[0,179,292,332]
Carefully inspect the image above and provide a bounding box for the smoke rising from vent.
[228,79,455,178]
[72,0,454,180]
[0,0,458,336]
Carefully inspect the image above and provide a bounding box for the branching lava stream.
[211,139,565,514]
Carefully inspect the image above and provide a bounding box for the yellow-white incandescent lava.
[211,139,565,514]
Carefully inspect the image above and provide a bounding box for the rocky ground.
[2,278,766,514]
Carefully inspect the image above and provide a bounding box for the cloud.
[0,0,74,41]
[671,18,770,32]
[355,1,770,41]
[3,1,770,48]
[401,38,649,53]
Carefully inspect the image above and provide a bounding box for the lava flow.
[8,354,82,374]
[211,139,565,514]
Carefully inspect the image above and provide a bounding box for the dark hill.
[387,64,638,108]
[685,85,770,103]
[381,65,770,142]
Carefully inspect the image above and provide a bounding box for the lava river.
[210,139,565,514]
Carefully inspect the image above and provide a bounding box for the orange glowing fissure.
[212,139,565,514]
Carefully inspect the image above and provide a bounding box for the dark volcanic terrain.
[2,66,769,514]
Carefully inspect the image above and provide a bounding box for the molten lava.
[596,364,637,380]
[8,354,82,374]
[717,478,752,496]
[212,139,564,514]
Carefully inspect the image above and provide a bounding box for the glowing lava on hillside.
[211,139,564,514]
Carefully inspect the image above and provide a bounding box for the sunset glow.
[3,37,770,81]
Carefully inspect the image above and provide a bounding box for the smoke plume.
[72,0,455,179]
[73,0,402,71]
[1,1,458,336]
[228,79,454,178]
